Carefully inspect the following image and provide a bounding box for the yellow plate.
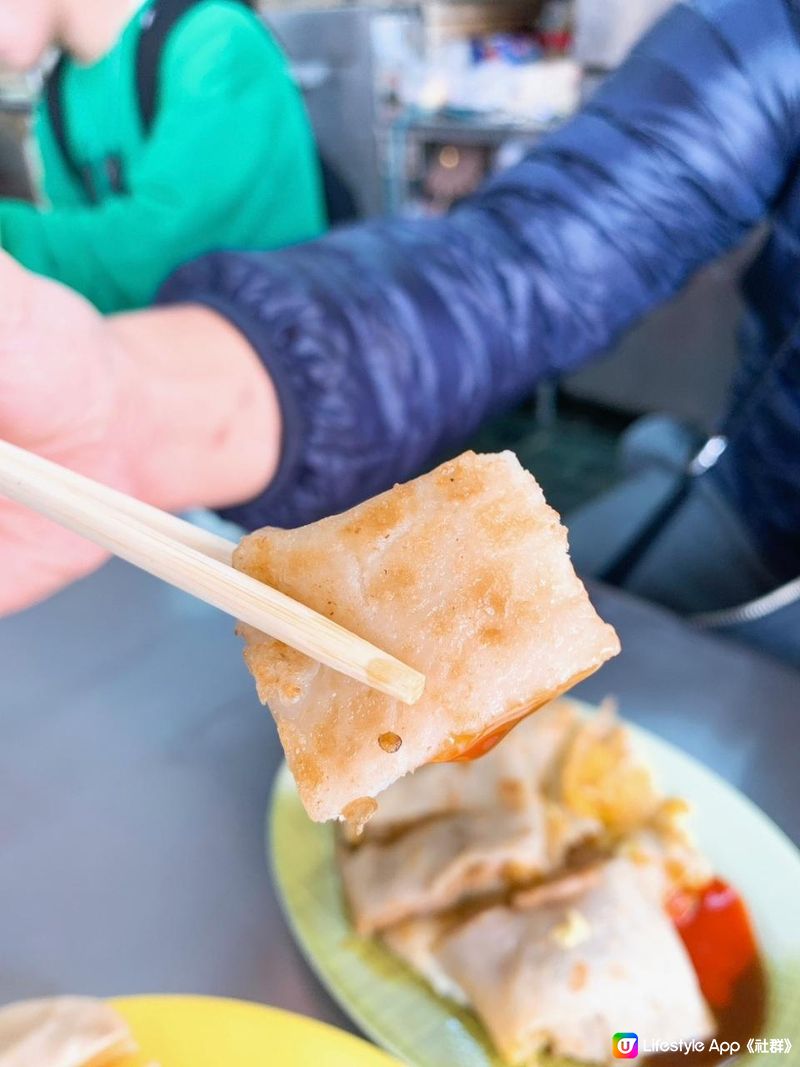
[269,698,800,1067]
[111,995,402,1067]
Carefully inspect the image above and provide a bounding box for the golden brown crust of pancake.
[236,452,620,822]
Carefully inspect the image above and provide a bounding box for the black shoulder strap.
[136,0,250,134]
[136,0,202,133]
[44,1,357,223]
[44,53,97,199]
[41,0,252,200]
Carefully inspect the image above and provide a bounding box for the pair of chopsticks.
[0,439,425,705]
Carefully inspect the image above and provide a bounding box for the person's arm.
[0,5,321,311]
[157,0,800,532]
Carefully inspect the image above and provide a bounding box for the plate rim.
[110,992,402,1064]
[268,773,428,1065]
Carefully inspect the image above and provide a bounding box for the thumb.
[0,252,39,340]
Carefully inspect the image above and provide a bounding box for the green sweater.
[0,0,326,311]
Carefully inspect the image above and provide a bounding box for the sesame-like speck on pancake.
[360,699,579,840]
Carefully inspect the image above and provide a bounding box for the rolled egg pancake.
[381,915,469,1005]
[339,805,549,936]
[0,996,136,1067]
[235,451,620,823]
[437,858,714,1065]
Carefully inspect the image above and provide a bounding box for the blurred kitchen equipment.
[269,6,383,218]
[421,0,544,47]
[0,68,37,200]
[574,0,674,70]
[0,117,33,200]
[386,112,549,214]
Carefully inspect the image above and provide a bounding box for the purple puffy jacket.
[159,0,800,578]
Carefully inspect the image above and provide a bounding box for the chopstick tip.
[367,657,426,706]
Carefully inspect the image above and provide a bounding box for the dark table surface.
[1,557,797,1024]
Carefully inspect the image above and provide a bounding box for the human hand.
[0,252,133,614]
[0,251,280,616]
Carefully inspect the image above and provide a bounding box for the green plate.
[269,700,800,1066]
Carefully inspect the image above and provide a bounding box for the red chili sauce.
[645,879,767,1065]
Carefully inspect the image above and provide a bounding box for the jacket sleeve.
[0,6,316,312]
[158,0,800,531]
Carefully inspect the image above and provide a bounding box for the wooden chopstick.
[0,439,425,705]
[2,440,236,563]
